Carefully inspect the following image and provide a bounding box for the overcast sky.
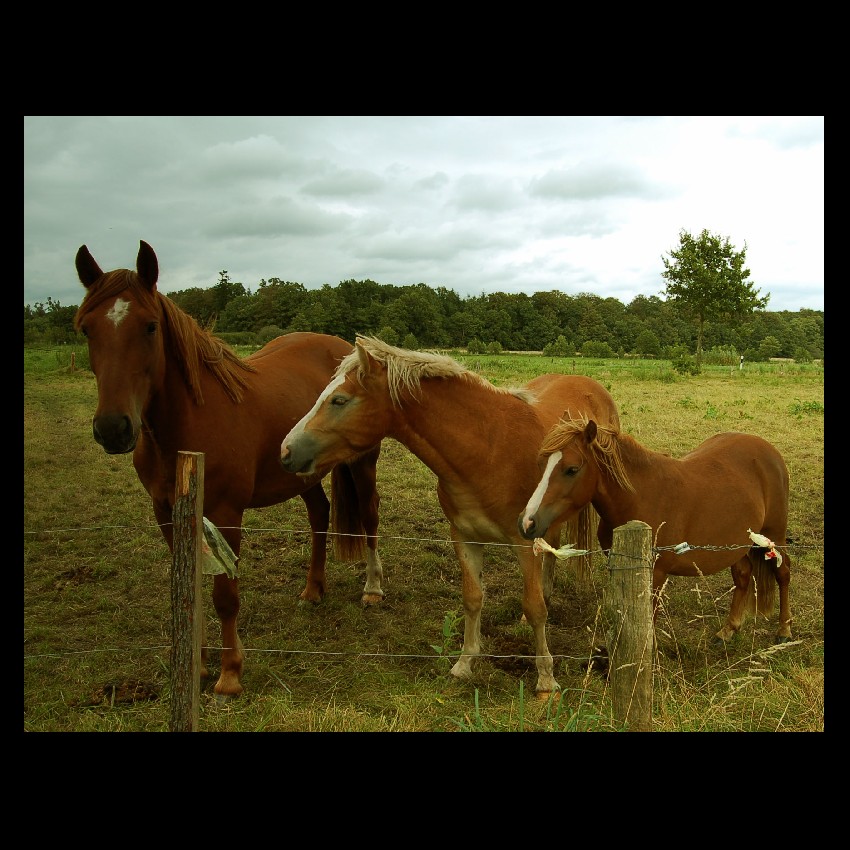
[24,116,824,312]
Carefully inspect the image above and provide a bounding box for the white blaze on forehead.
[106,298,131,327]
[281,374,346,450]
[523,451,563,523]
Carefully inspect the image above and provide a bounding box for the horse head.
[74,240,164,454]
[518,417,600,540]
[281,339,394,476]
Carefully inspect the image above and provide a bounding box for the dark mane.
[74,269,255,405]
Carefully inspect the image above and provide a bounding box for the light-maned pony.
[280,336,621,697]
[519,416,793,644]
[74,240,386,699]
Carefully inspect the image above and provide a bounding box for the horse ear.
[136,241,159,291]
[355,341,384,377]
[585,420,598,444]
[75,245,103,288]
[356,341,372,374]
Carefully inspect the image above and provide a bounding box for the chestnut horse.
[280,336,620,697]
[74,240,385,699]
[518,417,793,644]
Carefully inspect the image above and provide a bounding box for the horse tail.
[330,464,367,561]
[561,503,598,584]
[330,447,381,562]
[751,548,779,617]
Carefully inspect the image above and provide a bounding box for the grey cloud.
[300,169,385,197]
[529,163,658,200]
[415,171,450,191]
[204,197,350,239]
[451,175,521,212]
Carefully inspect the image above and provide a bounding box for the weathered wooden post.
[604,520,654,732]
[170,451,205,732]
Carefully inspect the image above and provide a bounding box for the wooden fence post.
[170,451,205,732]
[604,520,654,732]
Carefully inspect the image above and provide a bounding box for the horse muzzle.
[280,440,317,477]
[517,511,546,541]
[92,414,139,454]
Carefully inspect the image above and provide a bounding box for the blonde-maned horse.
[280,336,620,697]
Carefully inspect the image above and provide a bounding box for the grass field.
[23,346,824,731]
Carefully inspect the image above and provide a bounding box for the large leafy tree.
[661,228,768,363]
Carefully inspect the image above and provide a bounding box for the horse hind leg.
[332,451,385,606]
[715,557,755,642]
[298,484,331,603]
[576,503,597,584]
[758,547,792,642]
[361,547,385,606]
[774,549,792,642]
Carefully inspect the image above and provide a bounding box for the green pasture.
[23,347,824,731]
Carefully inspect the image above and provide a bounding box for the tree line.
[23,229,824,365]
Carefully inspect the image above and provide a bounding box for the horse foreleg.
[520,550,558,696]
[449,536,484,680]
[212,573,244,698]
[155,500,214,684]
[716,558,754,642]
[298,485,331,603]
[541,525,561,606]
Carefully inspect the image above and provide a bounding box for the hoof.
[298,584,325,604]
[774,634,793,644]
[361,593,384,607]
[536,690,562,704]
[450,658,475,680]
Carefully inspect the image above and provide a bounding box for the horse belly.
[658,549,739,578]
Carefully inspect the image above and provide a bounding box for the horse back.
[678,431,791,539]
[684,432,789,491]
[246,331,351,366]
[526,373,621,430]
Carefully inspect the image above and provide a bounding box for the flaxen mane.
[74,269,255,405]
[341,335,537,408]
[540,415,636,493]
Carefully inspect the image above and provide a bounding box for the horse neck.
[142,331,207,445]
[591,433,665,527]
[392,377,544,492]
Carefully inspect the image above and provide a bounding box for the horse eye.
[146,322,158,335]
[330,395,348,407]
[564,466,580,477]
